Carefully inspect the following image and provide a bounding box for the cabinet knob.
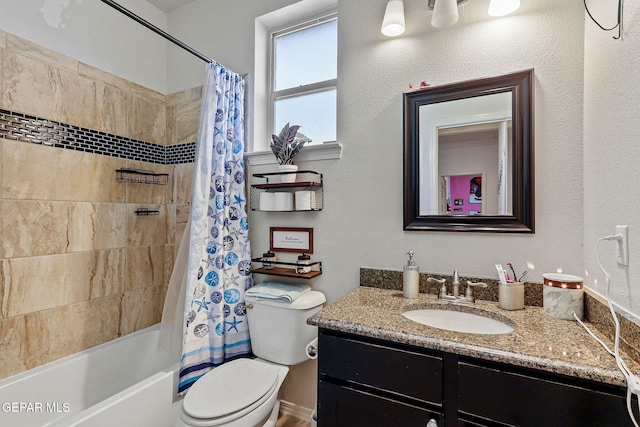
[426,419,438,427]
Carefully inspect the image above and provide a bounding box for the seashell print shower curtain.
[178,62,252,394]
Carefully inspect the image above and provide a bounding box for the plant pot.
[278,164,298,183]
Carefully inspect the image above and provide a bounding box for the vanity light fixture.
[381,0,406,36]
[381,0,521,36]
[431,0,460,28]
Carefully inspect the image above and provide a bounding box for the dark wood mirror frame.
[403,69,535,233]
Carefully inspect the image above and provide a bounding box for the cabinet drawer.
[318,380,442,427]
[458,362,635,427]
[319,332,443,404]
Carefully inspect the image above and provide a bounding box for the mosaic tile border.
[0,109,196,165]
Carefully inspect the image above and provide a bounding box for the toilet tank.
[245,290,326,365]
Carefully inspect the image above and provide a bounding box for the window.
[271,15,337,145]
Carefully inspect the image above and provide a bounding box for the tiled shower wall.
[0,31,201,379]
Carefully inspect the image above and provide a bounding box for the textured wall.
[246,0,586,414]
[584,1,640,315]
[247,0,586,303]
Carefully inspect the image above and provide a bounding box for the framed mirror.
[403,69,534,232]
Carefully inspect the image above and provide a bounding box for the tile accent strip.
[0,108,196,165]
[166,141,197,165]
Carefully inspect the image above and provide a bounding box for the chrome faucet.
[452,270,461,297]
[427,276,448,299]
[428,271,487,303]
[464,280,488,303]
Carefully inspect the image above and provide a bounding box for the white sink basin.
[403,308,515,335]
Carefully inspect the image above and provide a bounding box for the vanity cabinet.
[457,360,637,426]
[318,331,445,426]
[317,329,637,427]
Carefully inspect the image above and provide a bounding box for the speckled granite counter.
[308,286,640,388]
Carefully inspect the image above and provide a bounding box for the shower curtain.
[178,62,252,394]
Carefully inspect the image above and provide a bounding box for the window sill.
[244,141,342,166]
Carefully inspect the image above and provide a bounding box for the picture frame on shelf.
[270,227,314,253]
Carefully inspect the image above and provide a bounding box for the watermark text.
[2,402,70,413]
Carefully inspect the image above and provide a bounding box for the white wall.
[227,1,588,310]
[0,0,169,93]
[584,1,640,316]
[280,0,586,303]
[247,0,587,412]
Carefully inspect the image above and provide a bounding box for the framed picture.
[469,175,482,204]
[270,227,314,253]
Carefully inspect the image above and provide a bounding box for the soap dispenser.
[403,251,420,299]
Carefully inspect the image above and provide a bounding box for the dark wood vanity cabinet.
[318,331,445,426]
[457,361,638,426]
[317,329,637,427]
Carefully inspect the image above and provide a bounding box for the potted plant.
[270,123,311,182]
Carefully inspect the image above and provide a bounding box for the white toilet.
[176,290,326,427]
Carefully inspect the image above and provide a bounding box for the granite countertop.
[308,286,639,388]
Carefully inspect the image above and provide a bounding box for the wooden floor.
[276,413,312,427]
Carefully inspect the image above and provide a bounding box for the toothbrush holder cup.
[499,282,525,311]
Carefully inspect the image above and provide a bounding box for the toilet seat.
[181,358,281,426]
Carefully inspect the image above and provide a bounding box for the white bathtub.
[0,325,181,427]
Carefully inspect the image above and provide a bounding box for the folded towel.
[246,281,311,303]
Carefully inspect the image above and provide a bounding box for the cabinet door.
[319,332,443,405]
[458,361,637,427]
[318,380,442,427]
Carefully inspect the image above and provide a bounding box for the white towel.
[246,281,311,303]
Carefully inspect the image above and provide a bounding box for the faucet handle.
[428,277,447,299]
[465,281,488,301]
[466,280,488,288]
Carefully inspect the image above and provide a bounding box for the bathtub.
[0,324,182,427]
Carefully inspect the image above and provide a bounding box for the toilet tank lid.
[245,290,326,310]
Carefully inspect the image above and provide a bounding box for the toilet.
[176,290,326,427]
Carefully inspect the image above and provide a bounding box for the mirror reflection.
[403,69,534,232]
[420,92,512,216]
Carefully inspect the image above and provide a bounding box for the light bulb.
[381,0,405,36]
[431,0,459,28]
[488,0,520,17]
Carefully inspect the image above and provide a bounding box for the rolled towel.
[245,281,311,303]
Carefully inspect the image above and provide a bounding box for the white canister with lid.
[543,273,584,320]
[297,253,312,274]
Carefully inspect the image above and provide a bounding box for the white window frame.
[247,1,342,165]
[268,12,338,145]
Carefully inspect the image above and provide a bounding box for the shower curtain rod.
[99,0,213,63]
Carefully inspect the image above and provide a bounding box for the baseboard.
[279,399,315,421]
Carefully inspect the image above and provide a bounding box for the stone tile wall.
[0,31,200,379]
